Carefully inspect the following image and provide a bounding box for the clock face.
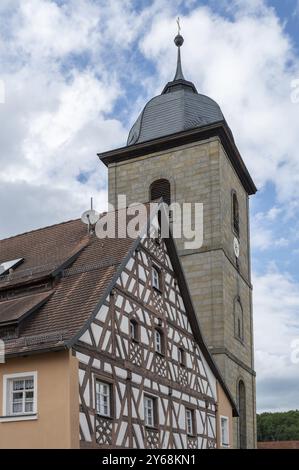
[233,237,240,258]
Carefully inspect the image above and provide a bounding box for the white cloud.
[253,266,299,411]
[251,207,289,251]
[14,0,99,58]
[0,0,132,239]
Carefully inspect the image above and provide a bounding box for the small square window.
[3,372,37,418]
[144,395,157,427]
[220,416,229,447]
[186,408,195,436]
[96,380,112,417]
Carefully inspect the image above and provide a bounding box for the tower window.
[234,298,244,342]
[238,380,247,449]
[232,192,240,236]
[150,179,171,206]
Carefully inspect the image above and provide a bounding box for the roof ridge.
[0,218,81,243]
[0,203,154,244]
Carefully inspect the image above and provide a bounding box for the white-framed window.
[152,266,160,290]
[154,329,163,354]
[186,408,194,435]
[144,395,156,427]
[96,380,111,417]
[2,371,37,421]
[220,416,230,447]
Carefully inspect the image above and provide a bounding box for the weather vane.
[177,17,181,35]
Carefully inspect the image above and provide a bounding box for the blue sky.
[0,0,299,413]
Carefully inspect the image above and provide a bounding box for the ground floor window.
[3,372,37,417]
[220,416,229,447]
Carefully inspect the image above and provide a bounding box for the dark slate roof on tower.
[127,30,225,146]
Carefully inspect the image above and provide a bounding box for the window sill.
[0,413,38,423]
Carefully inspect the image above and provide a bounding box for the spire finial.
[161,18,197,94]
[173,18,185,81]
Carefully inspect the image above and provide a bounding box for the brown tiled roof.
[0,217,137,356]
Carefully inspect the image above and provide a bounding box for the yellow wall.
[216,381,234,449]
[0,350,79,449]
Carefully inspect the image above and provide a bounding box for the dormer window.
[0,258,24,277]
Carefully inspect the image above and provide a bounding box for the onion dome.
[127,30,224,146]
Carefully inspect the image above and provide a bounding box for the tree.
[257,410,299,441]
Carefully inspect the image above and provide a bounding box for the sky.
[0,0,299,414]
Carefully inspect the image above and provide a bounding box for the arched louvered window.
[150,179,171,206]
[232,192,240,236]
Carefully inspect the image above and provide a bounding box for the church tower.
[99,31,257,448]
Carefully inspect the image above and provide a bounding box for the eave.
[98,120,257,196]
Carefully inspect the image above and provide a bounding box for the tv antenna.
[81,197,100,234]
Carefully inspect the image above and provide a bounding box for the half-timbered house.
[0,204,237,448]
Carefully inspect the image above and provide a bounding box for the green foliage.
[257,410,299,441]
